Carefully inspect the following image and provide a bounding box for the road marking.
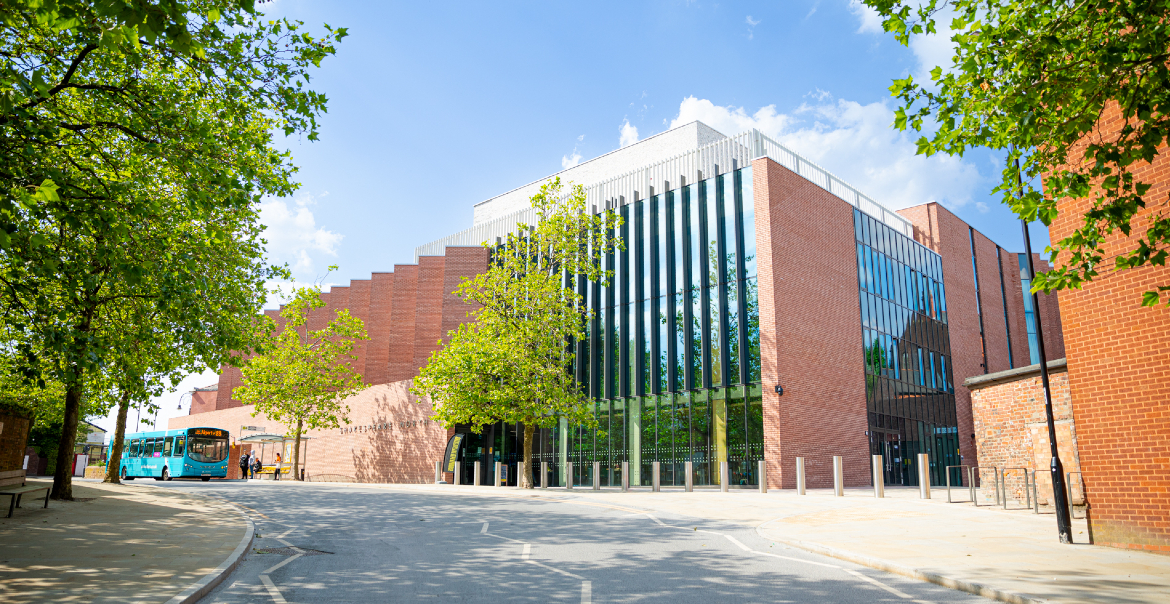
[723,534,752,551]
[752,549,841,568]
[259,574,288,604]
[844,568,915,599]
[521,543,531,560]
[527,559,583,580]
[480,521,489,534]
[581,580,591,604]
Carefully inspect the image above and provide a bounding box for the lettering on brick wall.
[338,418,436,435]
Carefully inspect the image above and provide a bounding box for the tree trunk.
[104,389,131,484]
[522,423,535,489]
[52,384,84,500]
[293,418,303,481]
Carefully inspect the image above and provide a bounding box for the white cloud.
[259,191,342,273]
[619,119,639,148]
[668,95,984,211]
[848,0,883,34]
[745,15,760,39]
[562,152,582,169]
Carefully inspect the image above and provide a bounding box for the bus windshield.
[187,436,228,463]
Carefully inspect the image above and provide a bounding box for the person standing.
[239,450,249,480]
[274,453,282,481]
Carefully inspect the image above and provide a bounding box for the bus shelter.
[238,433,311,480]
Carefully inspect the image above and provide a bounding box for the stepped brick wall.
[209,246,489,409]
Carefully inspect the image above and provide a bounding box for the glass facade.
[1018,253,1041,365]
[855,209,961,487]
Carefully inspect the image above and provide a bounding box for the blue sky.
[102,0,1051,433]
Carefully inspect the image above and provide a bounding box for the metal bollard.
[918,454,931,499]
[833,456,844,497]
[542,461,548,489]
[684,461,693,492]
[566,461,573,490]
[720,461,729,492]
[435,461,441,484]
[652,461,661,492]
[621,461,629,492]
[872,454,884,498]
[796,457,806,495]
[759,460,767,493]
[474,461,481,486]
[453,463,461,486]
[593,462,601,490]
[495,461,503,487]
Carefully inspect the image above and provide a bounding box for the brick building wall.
[172,380,446,483]
[753,157,870,490]
[965,360,1079,506]
[1046,101,1170,552]
[188,386,218,415]
[210,248,490,408]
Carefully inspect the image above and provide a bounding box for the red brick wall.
[365,272,395,385]
[753,157,870,489]
[414,256,446,372]
[171,381,446,483]
[348,279,373,382]
[967,363,1080,506]
[189,390,217,415]
[388,265,420,383]
[1046,101,1170,552]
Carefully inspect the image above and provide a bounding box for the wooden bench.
[0,469,50,518]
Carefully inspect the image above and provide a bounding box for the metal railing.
[973,467,999,506]
[945,465,975,503]
[1000,467,1032,510]
[415,129,920,261]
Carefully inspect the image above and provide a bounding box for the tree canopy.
[413,179,622,488]
[864,0,1170,305]
[234,283,367,481]
[0,1,345,498]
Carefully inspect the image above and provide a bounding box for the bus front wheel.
[201,476,211,482]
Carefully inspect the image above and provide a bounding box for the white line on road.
[581,580,592,604]
[259,574,288,604]
[521,543,531,560]
[480,521,489,534]
[844,568,916,600]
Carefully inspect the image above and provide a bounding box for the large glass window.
[855,209,959,487]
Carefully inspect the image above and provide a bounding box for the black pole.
[1016,158,1074,543]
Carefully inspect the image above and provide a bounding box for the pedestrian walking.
[239,451,249,480]
[274,453,282,481]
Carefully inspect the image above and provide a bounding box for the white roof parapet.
[415,129,918,261]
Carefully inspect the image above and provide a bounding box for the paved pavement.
[166,480,984,603]
[0,477,247,603]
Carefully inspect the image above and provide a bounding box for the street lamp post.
[1017,160,1074,544]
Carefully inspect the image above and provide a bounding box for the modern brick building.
[176,122,1060,491]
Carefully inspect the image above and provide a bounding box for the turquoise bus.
[119,427,230,482]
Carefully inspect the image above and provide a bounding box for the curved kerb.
[164,497,255,604]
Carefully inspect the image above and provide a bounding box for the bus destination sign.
[190,428,227,438]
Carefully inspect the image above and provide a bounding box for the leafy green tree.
[0,4,345,499]
[234,284,368,481]
[413,179,622,489]
[864,0,1170,305]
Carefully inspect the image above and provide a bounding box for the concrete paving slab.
[0,478,247,603]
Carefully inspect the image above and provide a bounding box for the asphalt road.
[155,481,988,603]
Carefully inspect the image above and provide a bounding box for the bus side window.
[147,439,157,457]
[174,436,185,457]
[163,437,174,457]
[154,438,164,457]
[123,440,131,458]
[130,439,140,458]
